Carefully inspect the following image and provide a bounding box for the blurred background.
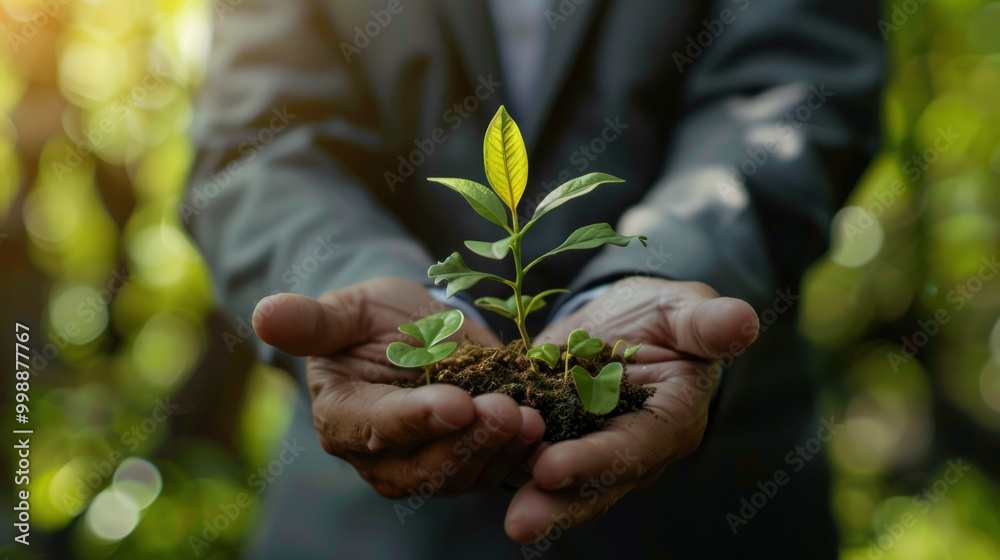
[0,0,999,558]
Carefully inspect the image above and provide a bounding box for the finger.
[471,406,545,489]
[667,296,758,360]
[311,376,476,458]
[503,441,551,489]
[253,291,363,356]
[504,481,627,544]
[530,426,653,492]
[400,393,523,496]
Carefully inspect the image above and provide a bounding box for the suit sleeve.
[184,0,433,363]
[567,0,884,308]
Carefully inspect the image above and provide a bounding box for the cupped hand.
[504,277,759,543]
[252,277,546,498]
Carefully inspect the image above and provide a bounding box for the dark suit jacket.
[186,1,883,558]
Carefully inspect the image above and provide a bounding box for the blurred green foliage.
[0,0,998,558]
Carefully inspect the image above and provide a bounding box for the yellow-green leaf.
[483,106,528,214]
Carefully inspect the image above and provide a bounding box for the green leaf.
[474,296,517,319]
[427,178,509,231]
[483,106,528,213]
[397,309,464,347]
[567,328,603,359]
[529,173,625,225]
[527,343,561,369]
[525,289,570,316]
[464,236,514,260]
[526,223,647,272]
[428,253,507,298]
[474,294,548,320]
[386,341,458,368]
[624,343,643,359]
[571,362,623,415]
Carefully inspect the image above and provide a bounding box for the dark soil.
[412,335,654,442]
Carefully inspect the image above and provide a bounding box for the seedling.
[611,340,643,359]
[565,328,603,381]
[526,343,560,369]
[387,106,652,425]
[386,309,464,385]
[571,362,623,415]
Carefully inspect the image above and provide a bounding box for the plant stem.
[564,352,572,382]
[425,367,431,386]
[510,234,532,352]
[611,340,624,357]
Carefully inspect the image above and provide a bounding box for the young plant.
[611,340,643,359]
[565,328,603,381]
[526,343,560,369]
[563,329,641,414]
[571,362,623,415]
[386,309,464,385]
[427,106,647,352]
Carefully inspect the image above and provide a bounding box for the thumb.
[253,291,362,356]
[672,297,759,360]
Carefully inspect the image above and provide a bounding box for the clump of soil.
[416,335,654,442]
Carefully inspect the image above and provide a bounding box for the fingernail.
[552,476,573,490]
[517,433,537,446]
[429,411,462,432]
[252,295,276,326]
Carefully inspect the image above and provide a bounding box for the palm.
[254,278,545,499]
[504,278,758,543]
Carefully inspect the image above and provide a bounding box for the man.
[186,0,883,557]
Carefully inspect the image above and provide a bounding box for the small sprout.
[571,362,623,415]
[386,309,464,384]
[527,343,560,369]
[474,289,569,321]
[611,339,643,359]
[565,328,603,381]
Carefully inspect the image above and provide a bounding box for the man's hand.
[253,278,546,498]
[504,278,759,543]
